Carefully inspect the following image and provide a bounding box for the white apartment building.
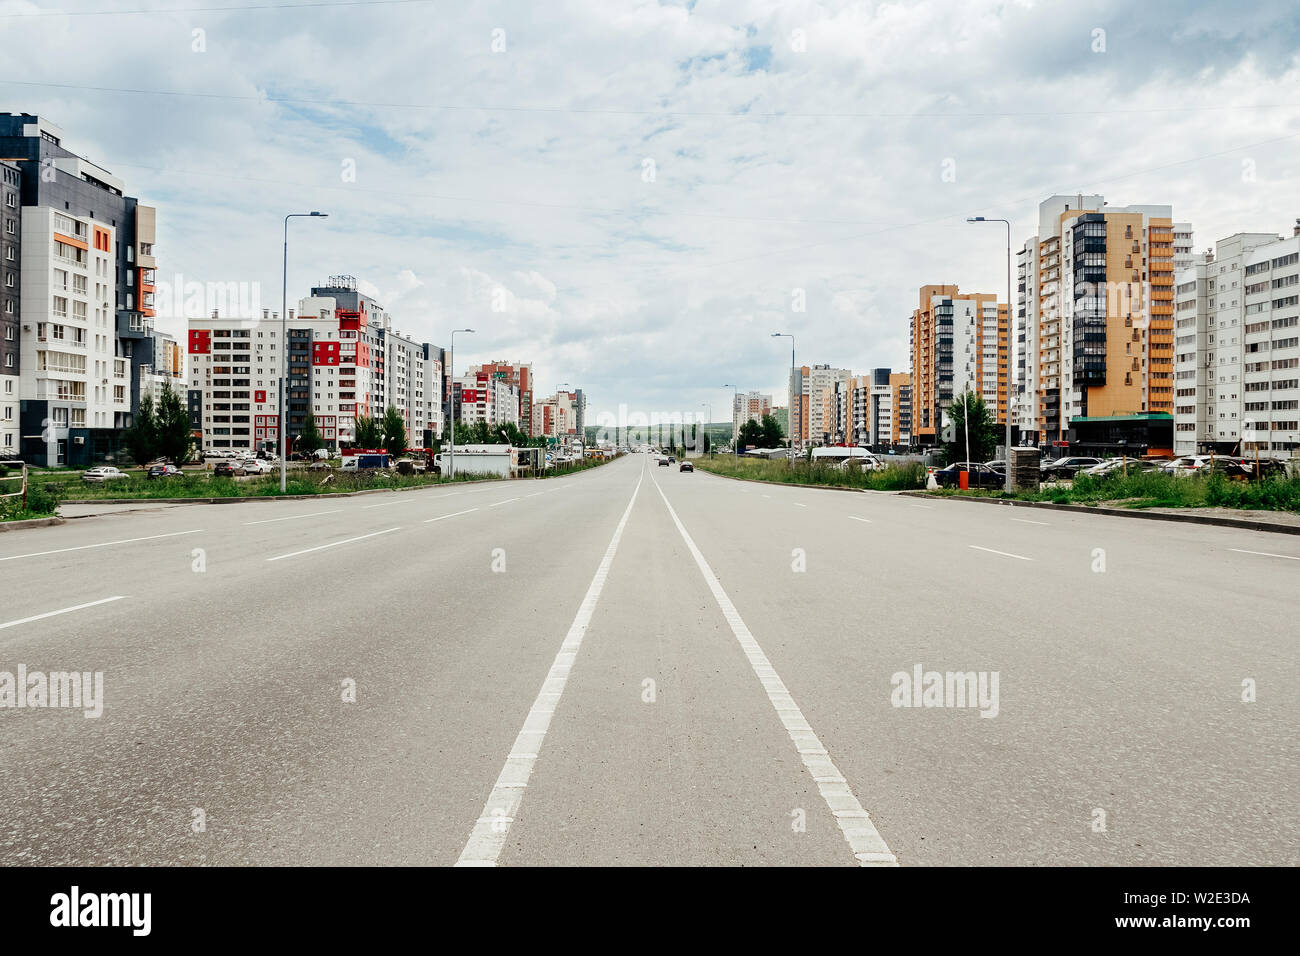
[1174,227,1300,459]
[20,208,129,463]
[731,390,771,439]
[456,372,519,428]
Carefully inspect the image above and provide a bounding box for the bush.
[694,455,926,491]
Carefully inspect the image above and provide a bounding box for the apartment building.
[909,284,1007,447]
[189,281,441,455]
[731,390,772,440]
[531,388,585,440]
[1,113,159,466]
[454,371,519,429]
[1017,194,1188,444]
[788,364,850,448]
[890,371,912,446]
[1,160,19,455]
[1173,227,1300,459]
[466,360,532,435]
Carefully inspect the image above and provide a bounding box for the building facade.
[731,390,772,440]
[467,360,532,435]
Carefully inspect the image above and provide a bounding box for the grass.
[0,468,61,521]
[931,470,1300,513]
[694,454,926,491]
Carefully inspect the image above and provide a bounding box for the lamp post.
[446,328,474,478]
[699,402,711,455]
[722,383,740,458]
[967,216,1014,492]
[280,211,328,493]
[771,333,795,465]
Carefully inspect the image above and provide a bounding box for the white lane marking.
[266,527,400,562]
[761,494,771,499]
[793,503,807,508]
[848,516,872,524]
[911,504,932,510]
[243,509,342,525]
[362,498,420,509]
[457,471,645,867]
[650,474,897,867]
[488,497,521,507]
[969,544,1033,561]
[424,508,478,523]
[0,529,203,563]
[1010,518,1049,526]
[0,595,126,631]
[1230,548,1300,561]
[524,492,544,498]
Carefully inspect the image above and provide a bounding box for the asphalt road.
[0,453,1295,866]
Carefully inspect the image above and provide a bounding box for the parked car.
[146,464,183,479]
[658,457,670,467]
[933,462,1003,489]
[1197,457,1255,481]
[1161,454,1240,477]
[241,458,273,475]
[1040,456,1102,479]
[82,466,125,483]
[983,460,1008,474]
[213,461,244,477]
[679,460,694,472]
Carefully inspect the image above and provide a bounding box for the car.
[146,464,183,479]
[1197,457,1255,481]
[982,460,1008,474]
[679,461,694,472]
[658,457,670,467]
[82,466,125,483]
[667,456,676,463]
[1161,454,1238,477]
[241,458,272,475]
[213,461,244,477]
[1040,456,1102,479]
[933,462,1003,489]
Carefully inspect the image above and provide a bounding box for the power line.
[2,77,1297,120]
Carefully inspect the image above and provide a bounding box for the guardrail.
[0,460,28,510]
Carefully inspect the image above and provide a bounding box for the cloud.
[3,0,1297,420]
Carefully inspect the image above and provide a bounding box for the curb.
[900,491,1300,536]
[0,516,65,532]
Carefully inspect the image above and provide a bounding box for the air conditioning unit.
[73,436,84,445]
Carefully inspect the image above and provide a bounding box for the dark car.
[213,461,241,477]
[934,462,1003,489]
[147,464,182,479]
[679,461,694,472]
[1198,457,1254,481]
[658,458,670,467]
[1040,456,1102,480]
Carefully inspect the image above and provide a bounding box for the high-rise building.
[788,364,850,448]
[531,388,585,441]
[1016,194,1188,444]
[454,371,519,429]
[909,284,1007,447]
[1,160,20,456]
[466,360,532,434]
[1173,227,1300,459]
[1,113,160,466]
[731,390,772,440]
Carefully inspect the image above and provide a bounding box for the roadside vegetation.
[695,454,926,491]
[0,465,61,521]
[931,470,1300,513]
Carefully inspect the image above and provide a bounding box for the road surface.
[0,454,1295,865]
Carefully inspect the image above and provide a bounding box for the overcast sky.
[3,0,1299,424]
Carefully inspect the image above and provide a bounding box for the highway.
[0,453,1295,866]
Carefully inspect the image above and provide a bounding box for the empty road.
[0,454,1295,865]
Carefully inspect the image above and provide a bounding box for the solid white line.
[969,544,1033,561]
[456,470,645,867]
[0,595,126,631]
[423,508,478,523]
[848,516,872,524]
[265,527,400,562]
[243,509,342,525]
[1229,548,1300,561]
[488,497,521,507]
[0,529,203,563]
[1010,517,1049,526]
[650,474,897,867]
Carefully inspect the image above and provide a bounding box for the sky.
[2,0,1299,426]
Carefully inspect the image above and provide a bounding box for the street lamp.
[771,333,795,465]
[447,328,474,478]
[699,402,711,455]
[280,211,328,492]
[722,383,740,459]
[967,215,1014,492]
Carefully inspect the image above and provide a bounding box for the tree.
[155,381,194,465]
[702,431,710,454]
[353,414,382,449]
[760,413,784,449]
[944,389,999,464]
[381,405,407,458]
[298,411,325,457]
[123,393,158,470]
[738,418,762,450]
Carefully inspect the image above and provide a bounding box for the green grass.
[40,468,498,501]
[0,480,61,521]
[694,455,926,491]
[932,470,1300,513]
